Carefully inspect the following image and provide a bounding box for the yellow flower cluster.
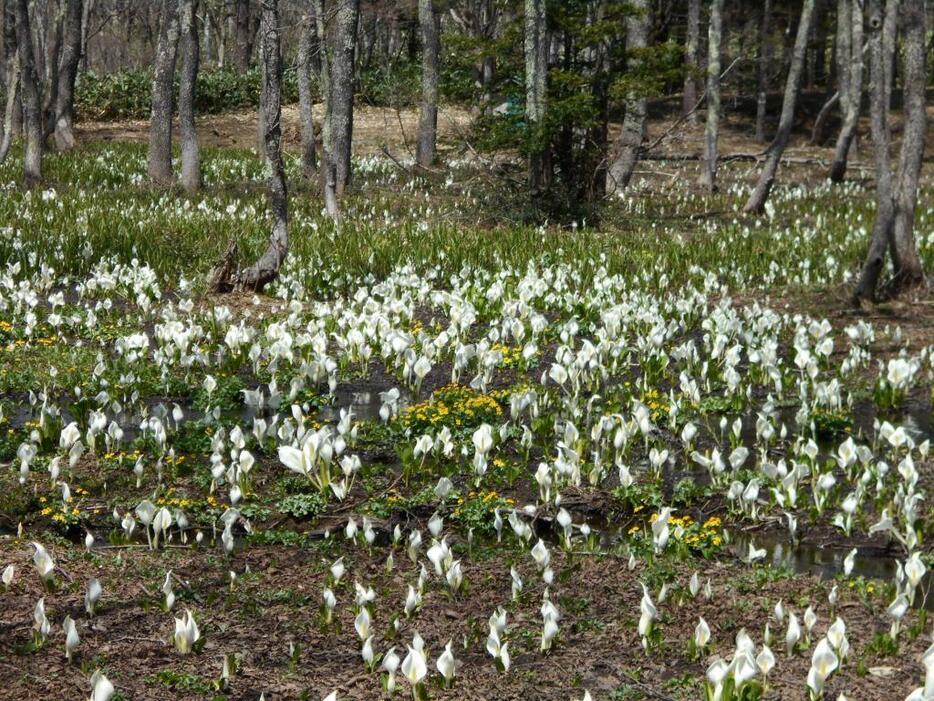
[397,384,503,431]
[640,388,670,422]
[490,342,527,368]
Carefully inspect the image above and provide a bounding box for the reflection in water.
[729,530,934,611]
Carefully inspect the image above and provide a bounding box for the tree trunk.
[881,0,898,110]
[179,0,200,192]
[148,0,180,186]
[329,0,359,195]
[0,57,19,165]
[697,0,723,191]
[524,0,547,192]
[222,0,288,292]
[829,0,863,182]
[889,0,925,289]
[52,0,81,151]
[682,0,699,122]
[853,0,895,303]
[0,0,18,164]
[15,0,41,186]
[756,0,772,143]
[743,0,816,214]
[416,0,440,167]
[607,0,649,193]
[80,0,90,71]
[314,0,331,164]
[296,10,317,179]
[231,0,253,69]
[41,1,64,134]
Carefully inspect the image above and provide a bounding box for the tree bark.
[0,0,18,164]
[697,0,723,191]
[889,0,925,289]
[148,0,180,186]
[52,0,82,151]
[230,0,254,69]
[682,0,699,122]
[314,0,331,163]
[328,0,359,195]
[853,0,895,303]
[829,0,863,182]
[881,0,898,110]
[296,10,317,179]
[755,0,772,142]
[15,0,41,186]
[0,57,18,166]
[41,1,64,134]
[524,0,547,192]
[743,0,816,214]
[224,0,288,292]
[416,0,440,167]
[607,0,650,193]
[179,0,200,192]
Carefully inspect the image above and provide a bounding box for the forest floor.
[0,104,932,701]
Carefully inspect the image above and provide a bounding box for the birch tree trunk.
[743,0,816,214]
[607,0,649,193]
[179,0,200,192]
[329,0,359,194]
[296,10,317,178]
[829,0,863,182]
[697,0,723,191]
[148,0,180,186]
[682,0,699,121]
[416,0,439,167]
[524,0,547,192]
[221,0,288,292]
[15,0,41,186]
[889,0,925,289]
[853,0,895,303]
[52,0,81,151]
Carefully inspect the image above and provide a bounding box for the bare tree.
[754,0,772,142]
[52,0,82,151]
[416,0,440,167]
[179,0,200,191]
[329,0,358,194]
[829,0,863,182]
[15,0,41,186]
[212,0,288,292]
[888,0,925,289]
[697,0,723,191]
[682,0,699,121]
[296,9,317,179]
[881,0,897,108]
[853,0,898,302]
[607,0,650,193]
[743,0,815,214]
[524,0,547,192]
[0,0,20,164]
[148,0,180,186]
[230,0,255,69]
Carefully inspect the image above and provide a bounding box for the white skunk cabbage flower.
[64,615,80,661]
[89,671,114,701]
[436,640,456,686]
[32,542,55,582]
[173,609,201,654]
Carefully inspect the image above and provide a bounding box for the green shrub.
[73,67,301,121]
